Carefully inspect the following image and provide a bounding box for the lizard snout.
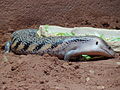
[100,46,116,58]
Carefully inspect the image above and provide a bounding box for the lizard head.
[80,36,116,57]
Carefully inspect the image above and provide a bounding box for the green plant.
[44,25,49,32]
[109,38,120,41]
[82,55,92,60]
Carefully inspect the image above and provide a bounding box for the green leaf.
[44,25,49,32]
[110,38,120,41]
[82,55,92,60]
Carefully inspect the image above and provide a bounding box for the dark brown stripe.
[23,42,32,51]
[33,43,45,51]
[12,37,17,44]
[13,41,22,50]
[51,40,63,49]
[67,38,89,43]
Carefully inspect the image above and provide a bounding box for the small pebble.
[86,77,90,81]
[2,55,8,62]
[89,70,95,74]
[116,62,120,65]
[97,86,105,89]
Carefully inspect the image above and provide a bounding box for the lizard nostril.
[108,47,111,49]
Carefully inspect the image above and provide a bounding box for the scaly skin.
[4,29,116,61]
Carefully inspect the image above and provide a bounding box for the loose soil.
[0,30,120,90]
[0,0,120,90]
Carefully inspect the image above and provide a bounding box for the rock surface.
[38,25,120,52]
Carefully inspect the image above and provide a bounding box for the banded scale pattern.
[10,29,90,56]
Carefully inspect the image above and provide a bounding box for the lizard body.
[5,29,116,61]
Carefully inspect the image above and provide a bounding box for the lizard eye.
[96,41,98,45]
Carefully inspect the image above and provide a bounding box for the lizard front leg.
[64,49,82,61]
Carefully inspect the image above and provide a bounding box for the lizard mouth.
[100,47,115,57]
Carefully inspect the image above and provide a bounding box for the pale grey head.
[78,36,116,57]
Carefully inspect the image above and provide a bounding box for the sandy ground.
[0,0,120,90]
